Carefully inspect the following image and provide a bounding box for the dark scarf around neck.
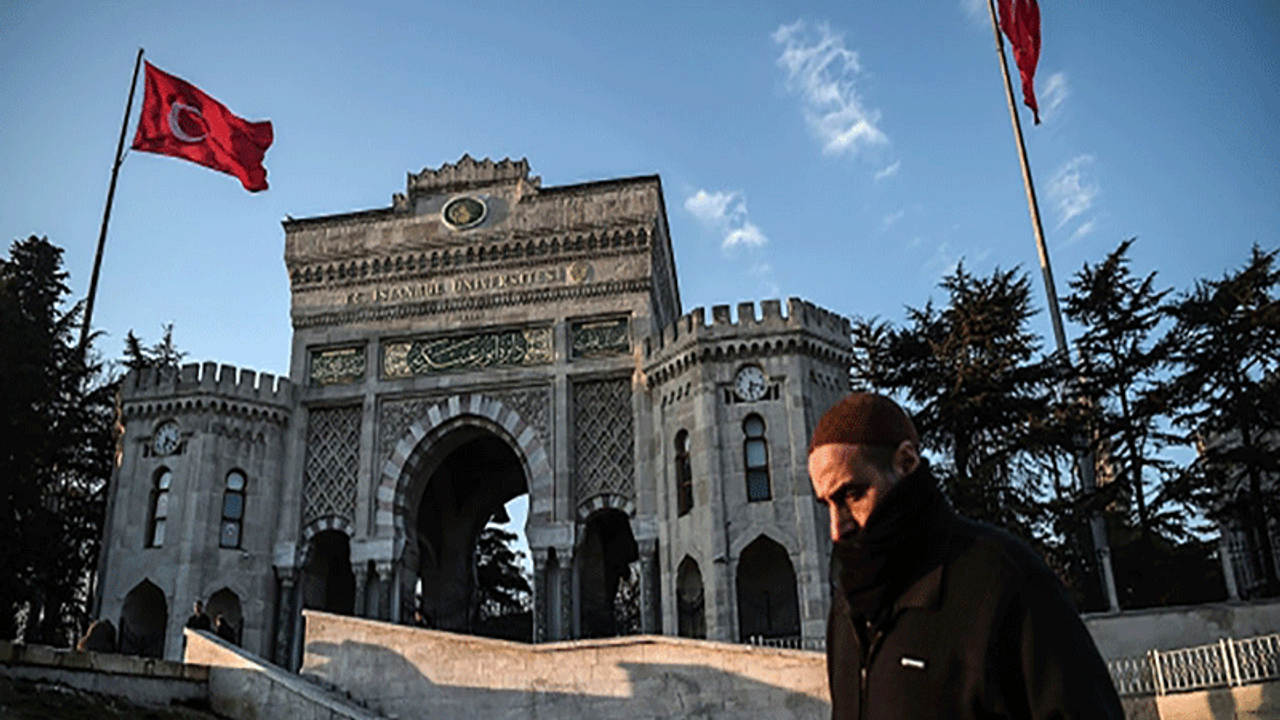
[832,460,950,622]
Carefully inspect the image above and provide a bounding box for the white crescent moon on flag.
[167,102,208,143]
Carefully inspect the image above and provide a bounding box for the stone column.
[1219,533,1241,601]
[353,564,369,617]
[532,547,550,642]
[375,561,395,621]
[273,567,298,667]
[638,538,659,634]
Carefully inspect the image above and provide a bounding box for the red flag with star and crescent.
[131,62,273,191]
[997,0,1042,124]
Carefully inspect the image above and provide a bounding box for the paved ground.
[0,675,224,720]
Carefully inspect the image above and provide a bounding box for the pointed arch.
[377,393,552,544]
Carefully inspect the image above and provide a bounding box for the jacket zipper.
[860,618,886,719]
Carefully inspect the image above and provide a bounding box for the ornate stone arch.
[376,393,552,544]
[299,515,355,566]
[730,526,800,561]
[575,492,635,521]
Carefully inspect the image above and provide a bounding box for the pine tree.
[472,520,532,640]
[851,264,1060,552]
[1159,245,1280,597]
[0,236,116,645]
[1064,239,1219,607]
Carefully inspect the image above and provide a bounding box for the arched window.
[675,430,693,516]
[743,415,770,502]
[220,470,246,549]
[148,469,172,547]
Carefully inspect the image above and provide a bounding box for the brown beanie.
[809,393,918,453]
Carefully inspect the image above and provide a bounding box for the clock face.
[441,196,487,229]
[153,421,181,456]
[734,365,768,402]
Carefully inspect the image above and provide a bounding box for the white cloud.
[961,0,988,26]
[684,188,769,250]
[874,160,901,182]
[880,209,906,232]
[684,189,737,226]
[1068,218,1098,244]
[773,20,888,158]
[1048,155,1100,230]
[725,222,768,249]
[1040,72,1068,120]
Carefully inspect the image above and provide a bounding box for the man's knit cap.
[809,393,918,453]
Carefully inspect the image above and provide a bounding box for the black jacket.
[826,467,1123,720]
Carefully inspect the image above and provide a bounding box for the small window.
[220,470,247,549]
[148,469,172,547]
[744,415,771,502]
[676,430,693,516]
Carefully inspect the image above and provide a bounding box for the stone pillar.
[353,564,369,617]
[375,561,395,622]
[1220,533,1241,601]
[273,567,297,667]
[638,538,659,634]
[532,547,550,642]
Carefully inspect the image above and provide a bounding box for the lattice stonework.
[377,388,551,465]
[310,346,366,386]
[383,327,552,378]
[303,405,361,527]
[571,318,630,359]
[573,378,634,505]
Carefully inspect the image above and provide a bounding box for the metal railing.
[746,635,826,651]
[745,632,1280,697]
[1106,633,1280,696]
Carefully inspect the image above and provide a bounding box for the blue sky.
[2,0,1276,379]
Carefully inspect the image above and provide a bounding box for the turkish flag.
[131,62,273,191]
[997,0,1042,124]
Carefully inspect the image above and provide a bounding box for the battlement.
[646,298,851,359]
[406,154,540,195]
[121,361,294,408]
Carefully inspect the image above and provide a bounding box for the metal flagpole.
[983,0,1120,612]
[79,47,145,356]
[86,48,143,620]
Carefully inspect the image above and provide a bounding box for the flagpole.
[984,0,1120,612]
[79,47,145,355]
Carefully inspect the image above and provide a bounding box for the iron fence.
[744,632,1280,697]
[1106,633,1280,696]
[746,635,826,651]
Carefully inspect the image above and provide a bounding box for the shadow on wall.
[1155,680,1280,720]
[303,637,828,720]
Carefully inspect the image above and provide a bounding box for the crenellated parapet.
[405,155,539,196]
[644,298,852,388]
[119,362,294,425]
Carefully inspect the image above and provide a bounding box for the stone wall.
[1084,599,1280,660]
[301,610,829,720]
[184,629,382,720]
[0,640,208,708]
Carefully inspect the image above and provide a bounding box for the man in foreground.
[808,393,1122,719]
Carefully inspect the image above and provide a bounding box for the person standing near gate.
[808,392,1122,719]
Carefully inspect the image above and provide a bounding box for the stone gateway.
[95,156,853,665]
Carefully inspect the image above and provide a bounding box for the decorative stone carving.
[383,327,552,378]
[310,346,365,386]
[573,378,634,507]
[302,405,361,527]
[571,318,630,359]
[377,388,551,468]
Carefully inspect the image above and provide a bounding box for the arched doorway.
[302,530,356,615]
[578,509,639,638]
[408,427,529,636]
[676,556,706,639]
[735,535,800,642]
[119,580,167,658]
[206,587,243,644]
